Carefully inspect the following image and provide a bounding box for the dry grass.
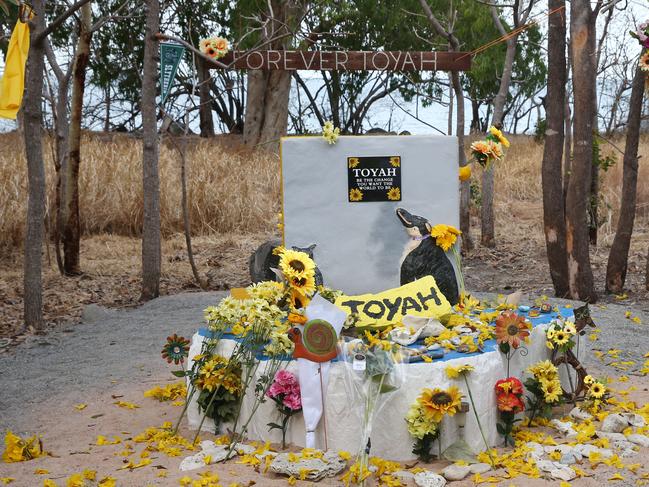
[0,132,281,248]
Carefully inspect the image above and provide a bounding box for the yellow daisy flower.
[430,224,461,251]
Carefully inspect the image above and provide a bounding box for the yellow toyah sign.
[334,276,451,327]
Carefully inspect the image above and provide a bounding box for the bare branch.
[36,0,94,43]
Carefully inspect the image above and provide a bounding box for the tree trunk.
[452,71,472,251]
[53,74,70,275]
[242,0,297,149]
[481,37,517,248]
[22,0,47,331]
[104,86,110,132]
[565,0,597,302]
[197,58,214,137]
[606,65,644,294]
[470,98,480,133]
[141,0,161,301]
[62,2,93,276]
[542,0,569,297]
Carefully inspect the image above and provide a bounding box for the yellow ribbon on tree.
[0,19,30,119]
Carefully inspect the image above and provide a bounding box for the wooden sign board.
[211,50,471,71]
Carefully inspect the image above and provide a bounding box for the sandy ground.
[1,292,649,486]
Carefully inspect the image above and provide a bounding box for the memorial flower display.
[199,36,229,60]
[470,125,510,169]
[495,311,531,375]
[266,369,302,449]
[545,317,577,352]
[430,223,465,296]
[322,121,340,144]
[161,334,190,365]
[525,360,563,422]
[494,377,525,446]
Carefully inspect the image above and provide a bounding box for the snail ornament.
[287,319,338,363]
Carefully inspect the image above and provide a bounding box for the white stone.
[550,465,577,482]
[569,407,592,421]
[441,464,471,481]
[597,431,627,442]
[601,414,628,433]
[394,470,415,483]
[560,452,578,465]
[573,444,599,457]
[469,463,492,475]
[525,442,545,460]
[234,443,256,455]
[621,413,646,428]
[179,442,235,471]
[628,434,649,448]
[544,444,579,459]
[414,471,447,487]
[270,450,347,481]
[550,419,577,437]
[536,460,555,473]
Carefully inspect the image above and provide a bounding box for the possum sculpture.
[396,207,459,305]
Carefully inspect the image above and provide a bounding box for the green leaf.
[267,422,282,430]
[171,370,187,377]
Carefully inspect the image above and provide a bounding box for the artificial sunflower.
[495,311,531,349]
[527,360,558,379]
[445,364,474,379]
[540,379,562,403]
[459,165,471,181]
[289,288,311,310]
[563,321,577,335]
[279,249,316,280]
[348,157,360,168]
[419,386,463,423]
[486,140,503,159]
[640,51,649,72]
[161,334,190,365]
[496,393,525,413]
[195,355,242,395]
[389,156,401,167]
[489,126,510,148]
[349,188,364,202]
[430,224,461,251]
[589,382,606,399]
[552,330,570,346]
[584,375,595,386]
[387,187,401,201]
[289,274,316,297]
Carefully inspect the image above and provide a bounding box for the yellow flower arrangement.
[430,223,461,252]
[489,126,510,148]
[195,355,242,395]
[322,121,340,144]
[199,36,229,60]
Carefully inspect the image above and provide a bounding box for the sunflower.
[289,273,316,297]
[419,386,463,423]
[445,364,474,379]
[588,382,606,399]
[495,311,531,349]
[279,249,315,280]
[349,188,364,202]
[289,288,311,310]
[390,156,401,167]
[640,52,649,72]
[583,375,595,386]
[161,334,190,365]
[348,157,360,168]
[489,126,510,148]
[430,224,461,251]
[540,379,562,403]
[497,393,525,413]
[387,187,401,201]
[563,321,577,335]
[552,330,570,346]
[459,165,471,181]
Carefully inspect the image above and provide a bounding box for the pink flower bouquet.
[266,369,302,448]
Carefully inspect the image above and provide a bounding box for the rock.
[550,419,577,437]
[441,464,471,481]
[393,470,415,483]
[543,444,579,459]
[233,443,256,455]
[550,465,577,482]
[621,413,646,428]
[270,450,346,481]
[601,414,628,433]
[612,440,636,452]
[628,434,649,448]
[619,447,638,458]
[469,463,492,475]
[427,343,441,351]
[179,443,234,471]
[597,431,627,442]
[525,442,545,460]
[536,460,555,473]
[573,444,599,457]
[455,326,473,335]
[569,407,592,422]
[414,471,447,487]
[560,452,578,465]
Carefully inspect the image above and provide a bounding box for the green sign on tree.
[159,43,185,104]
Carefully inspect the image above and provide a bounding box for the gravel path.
[1,291,647,434]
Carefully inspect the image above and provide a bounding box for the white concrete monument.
[281,135,459,295]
